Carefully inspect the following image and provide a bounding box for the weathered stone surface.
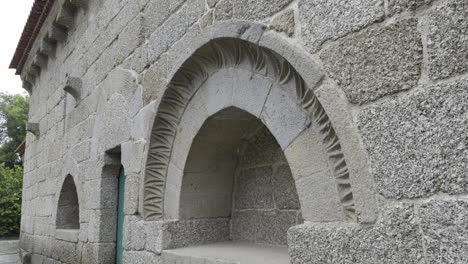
[426,0,468,80]
[164,219,231,249]
[234,166,274,209]
[419,199,468,263]
[207,0,220,8]
[214,0,233,20]
[123,216,146,250]
[142,54,168,106]
[215,0,292,21]
[51,240,80,264]
[239,125,283,168]
[81,243,116,264]
[300,0,384,53]
[270,8,295,37]
[232,210,300,245]
[234,0,292,21]
[288,204,424,264]
[123,251,160,264]
[96,94,131,153]
[322,18,422,104]
[261,85,310,149]
[273,165,300,210]
[387,0,433,16]
[359,78,468,198]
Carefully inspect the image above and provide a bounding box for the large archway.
[144,38,357,224]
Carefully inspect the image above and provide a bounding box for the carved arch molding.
[143,38,356,221]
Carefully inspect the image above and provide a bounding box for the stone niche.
[56,175,80,230]
[164,107,303,263]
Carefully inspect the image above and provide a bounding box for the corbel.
[26,122,40,137]
[63,76,82,103]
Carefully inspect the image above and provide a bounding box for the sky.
[0,1,34,96]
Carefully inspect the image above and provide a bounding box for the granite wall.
[16,0,467,263]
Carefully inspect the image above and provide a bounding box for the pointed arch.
[143,37,358,222]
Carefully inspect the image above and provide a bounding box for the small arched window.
[56,175,80,229]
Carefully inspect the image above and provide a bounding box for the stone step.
[0,240,18,256]
[162,242,290,264]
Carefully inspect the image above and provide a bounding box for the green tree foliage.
[0,164,23,236]
[0,93,28,236]
[0,93,29,168]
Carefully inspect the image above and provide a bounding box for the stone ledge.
[55,229,79,243]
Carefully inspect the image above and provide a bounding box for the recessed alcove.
[171,107,302,263]
[56,175,80,230]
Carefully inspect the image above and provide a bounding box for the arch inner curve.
[143,38,356,222]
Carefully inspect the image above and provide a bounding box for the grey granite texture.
[299,0,384,53]
[234,166,274,209]
[269,9,295,37]
[387,0,434,16]
[321,18,423,104]
[359,78,468,198]
[426,0,468,80]
[288,204,424,264]
[419,199,468,263]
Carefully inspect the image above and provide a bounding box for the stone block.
[261,85,310,150]
[122,140,146,174]
[231,70,272,118]
[100,68,139,105]
[386,0,433,16]
[143,0,177,37]
[51,240,80,264]
[164,219,230,249]
[72,140,91,163]
[359,78,468,198]
[426,0,468,80]
[81,242,116,264]
[116,14,146,66]
[144,221,165,254]
[288,204,424,263]
[418,199,468,263]
[142,54,168,106]
[295,170,346,222]
[233,166,274,209]
[239,124,284,168]
[87,209,117,243]
[207,0,220,8]
[231,209,300,245]
[321,18,422,104]
[272,165,300,209]
[123,251,160,264]
[96,94,131,153]
[201,70,234,116]
[233,0,292,21]
[147,5,188,63]
[284,126,329,179]
[214,0,233,20]
[187,0,205,27]
[299,0,384,53]
[131,100,157,141]
[123,216,146,250]
[270,8,295,37]
[124,175,141,216]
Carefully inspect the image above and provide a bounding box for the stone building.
[9,0,467,263]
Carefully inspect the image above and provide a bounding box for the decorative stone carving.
[143,39,357,221]
[26,122,40,137]
[64,76,82,102]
